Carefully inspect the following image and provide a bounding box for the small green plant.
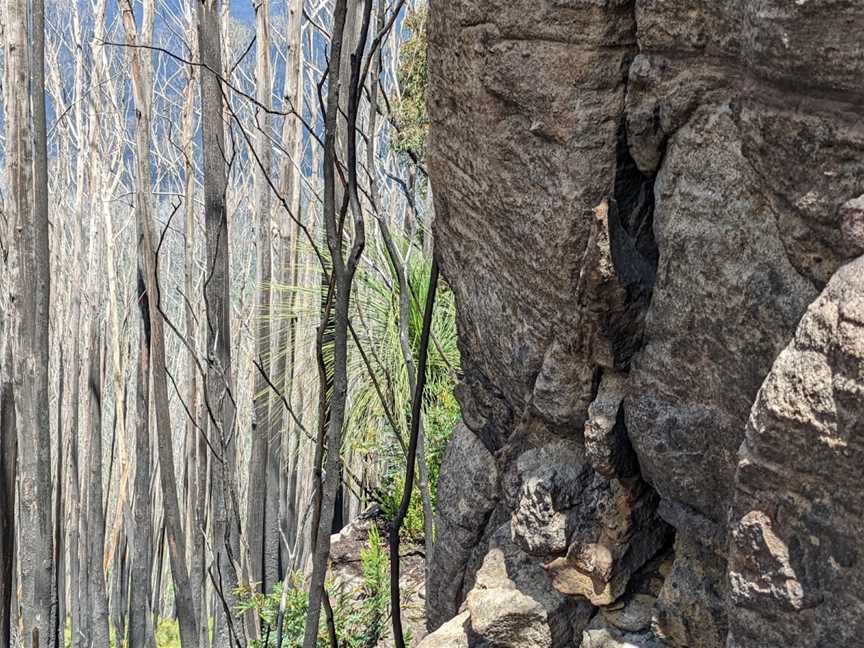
[237,572,326,648]
[64,617,182,648]
[154,618,181,648]
[237,529,393,647]
[357,525,389,644]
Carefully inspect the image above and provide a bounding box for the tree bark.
[85,321,111,648]
[129,267,156,648]
[197,2,244,645]
[0,8,11,633]
[389,258,439,648]
[119,2,201,645]
[6,0,55,643]
[273,0,306,571]
[302,2,372,645]
[0,332,16,648]
[247,0,275,614]
[67,316,83,648]
[367,0,435,552]
[52,346,65,647]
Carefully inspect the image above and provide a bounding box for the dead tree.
[273,0,307,575]
[246,0,276,616]
[197,2,245,645]
[180,7,210,644]
[389,257,439,648]
[6,0,55,643]
[0,331,16,648]
[84,319,111,648]
[302,1,373,645]
[129,263,156,648]
[367,0,435,550]
[119,1,201,645]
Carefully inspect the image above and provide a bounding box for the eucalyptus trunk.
[247,0,276,613]
[197,2,244,645]
[84,320,110,648]
[302,2,371,645]
[129,268,155,648]
[119,2,200,645]
[6,0,55,643]
[273,0,307,568]
[0,334,16,648]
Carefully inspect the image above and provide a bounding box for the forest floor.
[64,618,181,647]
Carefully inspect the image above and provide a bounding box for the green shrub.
[237,529,393,647]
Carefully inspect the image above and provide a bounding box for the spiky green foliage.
[237,529,392,647]
[347,236,461,540]
[393,6,429,159]
[272,225,461,542]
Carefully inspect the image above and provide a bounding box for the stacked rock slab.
[426,0,864,646]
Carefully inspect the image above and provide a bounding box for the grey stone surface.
[652,534,727,648]
[428,0,641,445]
[426,0,864,646]
[467,524,594,648]
[510,440,595,556]
[426,422,499,632]
[585,372,638,480]
[728,257,864,647]
[416,612,471,648]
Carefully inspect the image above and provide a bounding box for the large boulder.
[428,0,647,448]
[416,612,471,648]
[466,524,594,648]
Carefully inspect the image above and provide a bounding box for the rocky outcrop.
[727,257,864,647]
[426,422,500,631]
[427,0,864,646]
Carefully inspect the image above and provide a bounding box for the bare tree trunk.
[390,258,440,648]
[179,8,209,641]
[67,313,83,648]
[6,0,54,643]
[273,0,306,569]
[0,10,14,646]
[85,320,110,648]
[119,2,201,646]
[111,534,129,644]
[129,268,155,648]
[247,0,275,615]
[366,0,435,552]
[257,0,283,589]
[197,3,244,646]
[31,0,49,337]
[303,2,372,645]
[67,7,87,644]
[52,347,65,645]
[0,335,16,648]
[151,519,166,622]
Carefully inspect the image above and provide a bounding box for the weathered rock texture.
[728,258,864,647]
[426,0,864,646]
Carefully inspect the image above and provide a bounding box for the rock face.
[426,422,500,631]
[728,258,864,647]
[426,0,864,646]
